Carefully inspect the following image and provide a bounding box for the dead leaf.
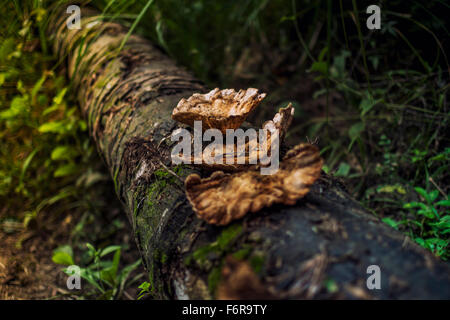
[172,88,266,133]
[185,143,323,225]
[344,284,373,300]
[285,251,328,299]
[217,256,274,299]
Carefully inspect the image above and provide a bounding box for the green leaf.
[348,122,365,139]
[348,122,364,150]
[403,201,428,210]
[414,187,430,203]
[51,146,77,161]
[78,268,105,293]
[332,50,350,77]
[53,163,78,177]
[86,243,96,252]
[436,200,450,207]
[156,20,170,53]
[119,0,155,52]
[19,149,39,185]
[53,87,67,105]
[31,74,47,101]
[317,47,328,61]
[100,248,121,287]
[111,249,121,280]
[139,281,150,291]
[0,73,6,87]
[429,148,450,164]
[377,184,406,195]
[0,38,15,62]
[42,104,61,116]
[335,162,350,177]
[425,238,448,249]
[368,55,380,70]
[52,245,74,265]
[429,190,439,202]
[118,260,141,289]
[78,120,87,131]
[382,217,399,230]
[430,216,450,232]
[137,280,151,299]
[38,121,66,133]
[431,206,440,219]
[0,95,29,119]
[100,245,122,258]
[52,252,74,266]
[414,237,430,250]
[85,243,97,259]
[360,96,375,116]
[309,61,327,75]
[324,278,339,293]
[417,208,435,219]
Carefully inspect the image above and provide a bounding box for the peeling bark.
[48,7,450,299]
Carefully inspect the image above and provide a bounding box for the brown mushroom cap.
[185,143,323,225]
[262,103,294,141]
[172,88,266,133]
[175,103,295,172]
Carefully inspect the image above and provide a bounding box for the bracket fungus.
[175,104,295,172]
[262,103,294,142]
[172,88,266,133]
[185,143,323,225]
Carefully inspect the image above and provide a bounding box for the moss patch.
[189,223,243,269]
[232,247,252,260]
[207,266,222,295]
[161,253,168,264]
[249,253,265,274]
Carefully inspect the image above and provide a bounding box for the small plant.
[53,243,143,299]
[0,1,96,228]
[137,281,152,300]
[401,188,450,260]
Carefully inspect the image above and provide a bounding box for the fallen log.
[48,6,450,299]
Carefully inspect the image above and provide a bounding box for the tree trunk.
[48,7,450,299]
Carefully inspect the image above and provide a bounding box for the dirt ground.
[0,230,66,299]
[0,199,145,300]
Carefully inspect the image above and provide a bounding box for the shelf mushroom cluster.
[171,88,323,225]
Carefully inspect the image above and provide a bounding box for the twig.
[158,160,184,184]
[429,177,448,199]
[123,290,134,300]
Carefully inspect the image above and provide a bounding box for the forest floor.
[0,187,144,300]
[0,227,68,299]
